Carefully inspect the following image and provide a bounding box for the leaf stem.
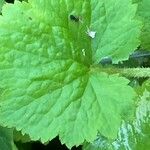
[99,67,150,78]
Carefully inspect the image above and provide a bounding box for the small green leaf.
[13,130,31,143]
[0,126,16,150]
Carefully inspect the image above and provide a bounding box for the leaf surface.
[83,79,150,150]
[91,0,141,63]
[0,0,138,148]
[137,0,150,50]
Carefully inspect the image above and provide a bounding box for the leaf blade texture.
[0,0,138,148]
[137,0,150,50]
[83,79,150,150]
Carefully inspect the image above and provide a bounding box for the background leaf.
[137,0,150,50]
[13,130,31,143]
[0,126,17,150]
[0,0,4,13]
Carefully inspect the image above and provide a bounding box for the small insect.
[86,27,96,39]
[70,15,80,22]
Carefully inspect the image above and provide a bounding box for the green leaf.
[91,0,141,63]
[13,130,31,143]
[30,0,141,64]
[0,126,16,150]
[0,0,137,148]
[83,135,114,150]
[83,121,137,150]
[0,0,4,13]
[137,0,150,50]
[83,79,150,150]
[0,69,135,148]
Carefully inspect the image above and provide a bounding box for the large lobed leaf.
[0,0,140,148]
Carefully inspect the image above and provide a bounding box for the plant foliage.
[0,0,149,149]
[83,80,150,150]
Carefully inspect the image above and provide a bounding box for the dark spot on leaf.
[70,15,79,22]
[28,17,32,20]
